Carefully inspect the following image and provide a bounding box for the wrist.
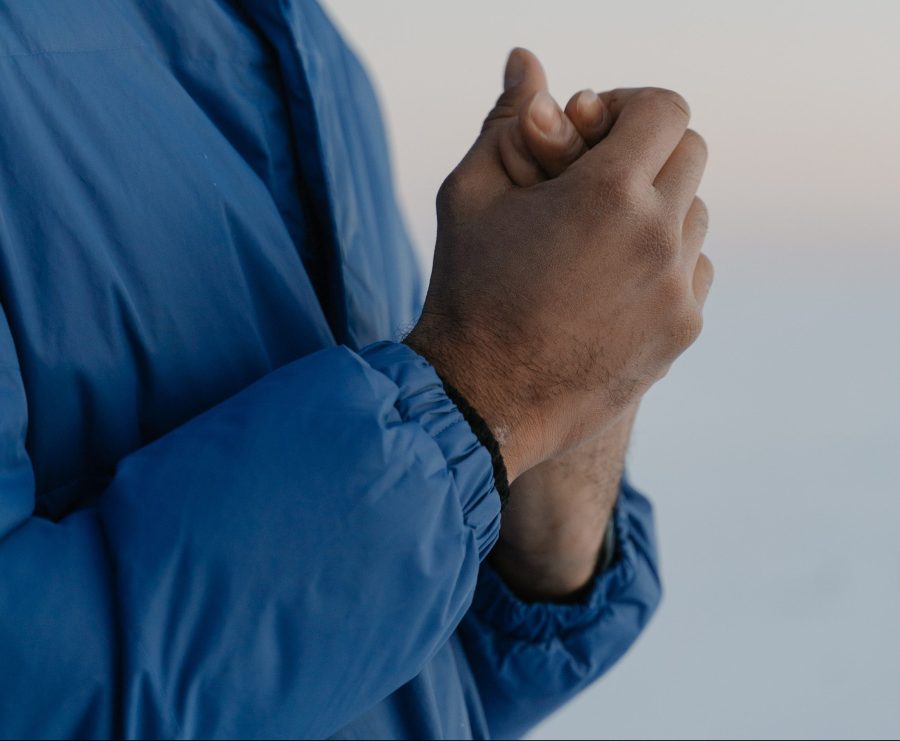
[438,379,512,507]
[488,408,637,602]
[404,321,541,481]
[489,532,605,601]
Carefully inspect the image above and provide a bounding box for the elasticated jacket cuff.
[457,476,661,739]
[360,341,502,560]
[469,476,659,644]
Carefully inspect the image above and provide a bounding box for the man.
[0,2,710,738]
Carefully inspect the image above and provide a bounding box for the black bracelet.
[439,379,511,510]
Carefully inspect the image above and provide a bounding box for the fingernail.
[576,90,602,121]
[530,91,562,136]
[504,48,526,90]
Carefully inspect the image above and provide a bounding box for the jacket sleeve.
[0,330,501,740]
[458,477,662,739]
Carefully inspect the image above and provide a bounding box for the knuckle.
[640,215,680,267]
[691,196,710,234]
[656,270,690,307]
[481,94,518,132]
[436,169,467,210]
[604,166,646,208]
[643,87,691,120]
[633,87,660,102]
[671,308,704,349]
[578,163,632,216]
[660,89,692,120]
[696,252,715,287]
[494,89,520,112]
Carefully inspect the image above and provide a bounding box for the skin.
[405,47,713,601]
[490,50,640,601]
[493,407,637,601]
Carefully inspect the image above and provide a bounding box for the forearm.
[489,405,638,601]
[460,472,662,740]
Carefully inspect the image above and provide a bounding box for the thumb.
[454,48,549,199]
[484,47,548,134]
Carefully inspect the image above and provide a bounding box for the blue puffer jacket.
[0,2,662,738]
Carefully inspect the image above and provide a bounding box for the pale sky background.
[324,2,900,738]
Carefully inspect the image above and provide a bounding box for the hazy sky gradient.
[325,2,899,738]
